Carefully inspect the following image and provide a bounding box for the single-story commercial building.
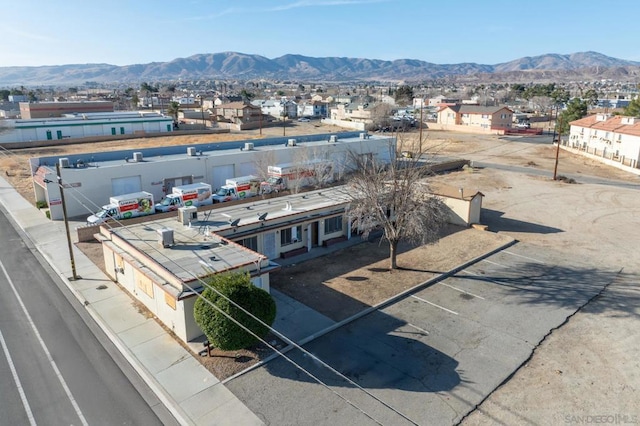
[0,111,173,144]
[96,181,484,344]
[31,132,395,220]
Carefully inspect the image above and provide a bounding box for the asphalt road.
[0,210,176,426]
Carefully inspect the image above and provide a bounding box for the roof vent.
[287,139,297,147]
[244,142,254,151]
[58,158,70,168]
[329,135,338,143]
[187,147,197,156]
[157,228,174,248]
[133,152,143,162]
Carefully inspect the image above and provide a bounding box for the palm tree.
[167,101,180,127]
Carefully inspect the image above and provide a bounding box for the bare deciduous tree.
[344,139,448,270]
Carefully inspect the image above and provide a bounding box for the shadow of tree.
[456,263,639,318]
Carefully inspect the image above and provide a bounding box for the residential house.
[436,105,513,133]
[258,99,298,119]
[568,114,640,170]
[214,101,263,130]
[330,103,372,124]
[298,100,328,118]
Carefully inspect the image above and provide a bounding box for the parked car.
[297,117,311,122]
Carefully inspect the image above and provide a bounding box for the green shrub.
[36,200,48,209]
[194,272,276,351]
[45,210,51,219]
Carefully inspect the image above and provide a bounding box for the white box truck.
[212,175,260,203]
[155,182,213,212]
[87,191,154,225]
[260,161,333,194]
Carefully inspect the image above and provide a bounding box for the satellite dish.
[230,218,241,227]
[258,212,268,221]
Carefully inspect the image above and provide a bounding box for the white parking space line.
[0,261,89,426]
[410,295,459,315]
[503,250,546,264]
[439,282,485,300]
[459,269,507,286]
[480,259,509,268]
[0,329,37,426]
[406,323,430,335]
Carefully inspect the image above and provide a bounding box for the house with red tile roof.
[568,114,640,170]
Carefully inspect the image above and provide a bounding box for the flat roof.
[107,186,351,286]
[111,221,268,284]
[36,132,383,170]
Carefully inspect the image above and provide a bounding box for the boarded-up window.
[164,292,176,310]
[115,254,124,272]
[136,272,154,298]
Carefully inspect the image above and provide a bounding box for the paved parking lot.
[226,242,615,425]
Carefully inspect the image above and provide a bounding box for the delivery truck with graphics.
[212,175,260,203]
[87,191,155,225]
[260,160,334,194]
[155,183,213,212]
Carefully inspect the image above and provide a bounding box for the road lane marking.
[410,295,458,315]
[0,329,37,426]
[0,260,89,426]
[439,282,485,300]
[406,323,430,335]
[503,250,546,264]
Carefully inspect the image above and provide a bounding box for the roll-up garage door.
[212,164,234,190]
[112,176,142,195]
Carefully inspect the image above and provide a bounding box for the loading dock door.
[212,164,234,190]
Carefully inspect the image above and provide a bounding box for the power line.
[0,150,417,425]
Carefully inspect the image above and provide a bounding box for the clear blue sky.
[2,0,640,67]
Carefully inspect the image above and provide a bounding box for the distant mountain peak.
[0,51,638,86]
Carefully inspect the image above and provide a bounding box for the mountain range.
[1,51,639,86]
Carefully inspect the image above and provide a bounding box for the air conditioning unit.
[287,139,297,147]
[329,135,338,143]
[178,206,198,225]
[133,152,143,162]
[157,228,174,248]
[244,142,254,151]
[58,158,70,168]
[359,133,369,139]
[187,147,197,156]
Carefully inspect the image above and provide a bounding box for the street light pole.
[55,162,78,280]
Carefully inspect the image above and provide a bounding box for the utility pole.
[553,115,563,180]
[418,99,424,152]
[55,162,78,280]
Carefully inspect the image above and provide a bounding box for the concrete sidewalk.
[0,176,338,426]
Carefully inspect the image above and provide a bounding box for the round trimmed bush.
[194,272,276,351]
